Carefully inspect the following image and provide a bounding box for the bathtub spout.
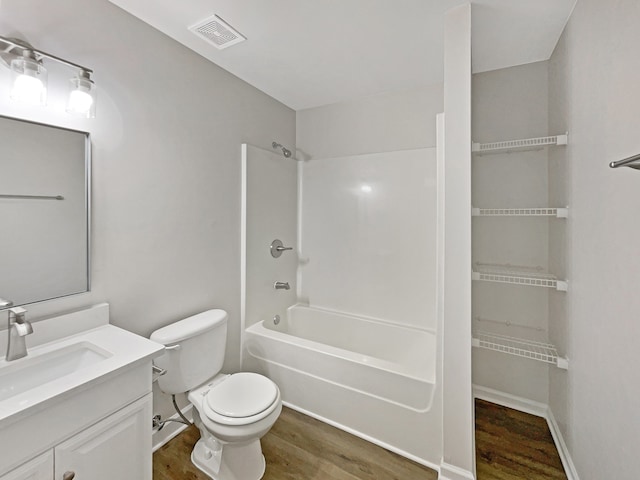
[274,281,290,290]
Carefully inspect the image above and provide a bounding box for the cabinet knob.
[62,471,76,480]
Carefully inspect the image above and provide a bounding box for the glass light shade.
[67,71,96,118]
[10,53,47,105]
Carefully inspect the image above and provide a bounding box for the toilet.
[151,309,282,480]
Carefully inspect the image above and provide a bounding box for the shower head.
[272,141,292,158]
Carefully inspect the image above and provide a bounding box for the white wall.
[295,76,443,331]
[296,84,443,159]
[241,144,297,335]
[471,61,553,403]
[440,4,474,479]
[0,0,294,419]
[298,148,437,330]
[548,1,640,478]
[548,37,571,448]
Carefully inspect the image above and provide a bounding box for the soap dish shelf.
[473,331,568,369]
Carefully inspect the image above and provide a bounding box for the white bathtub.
[243,304,442,467]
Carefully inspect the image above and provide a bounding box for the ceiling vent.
[189,15,246,50]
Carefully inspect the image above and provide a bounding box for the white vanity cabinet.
[54,394,152,480]
[1,451,53,480]
[0,305,164,480]
[1,394,151,480]
[1,389,152,480]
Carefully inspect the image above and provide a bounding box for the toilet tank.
[151,309,228,395]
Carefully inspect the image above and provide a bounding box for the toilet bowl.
[188,373,282,479]
[151,310,282,480]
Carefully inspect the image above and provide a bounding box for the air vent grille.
[189,15,246,50]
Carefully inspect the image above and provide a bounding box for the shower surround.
[242,145,441,466]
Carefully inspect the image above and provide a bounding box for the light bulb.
[10,51,47,105]
[67,89,94,114]
[67,70,96,118]
[12,75,45,104]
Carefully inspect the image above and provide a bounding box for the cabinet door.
[0,451,53,480]
[54,393,152,480]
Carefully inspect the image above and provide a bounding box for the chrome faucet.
[6,307,33,361]
[274,281,290,290]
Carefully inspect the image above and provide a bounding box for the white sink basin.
[0,305,164,426]
[0,342,112,402]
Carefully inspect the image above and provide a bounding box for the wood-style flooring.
[475,399,567,480]
[154,401,567,480]
[153,406,437,480]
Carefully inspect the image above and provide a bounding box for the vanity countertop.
[0,304,164,427]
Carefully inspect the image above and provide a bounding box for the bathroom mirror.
[0,115,90,308]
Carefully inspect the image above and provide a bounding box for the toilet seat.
[201,373,280,426]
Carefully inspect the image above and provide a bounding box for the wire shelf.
[472,207,568,218]
[472,331,568,369]
[472,133,568,154]
[472,263,568,291]
[474,316,545,332]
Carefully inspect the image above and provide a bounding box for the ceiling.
[108,0,576,111]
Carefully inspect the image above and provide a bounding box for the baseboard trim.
[439,462,475,480]
[282,401,441,473]
[473,384,547,418]
[546,408,580,480]
[473,385,580,480]
[152,404,194,452]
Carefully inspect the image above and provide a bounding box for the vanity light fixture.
[0,35,96,117]
[10,50,47,105]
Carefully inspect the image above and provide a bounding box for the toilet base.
[191,437,266,480]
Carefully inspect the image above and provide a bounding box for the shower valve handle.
[270,239,293,258]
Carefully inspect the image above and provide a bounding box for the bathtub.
[243,304,442,467]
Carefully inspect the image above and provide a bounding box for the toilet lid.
[205,373,278,418]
